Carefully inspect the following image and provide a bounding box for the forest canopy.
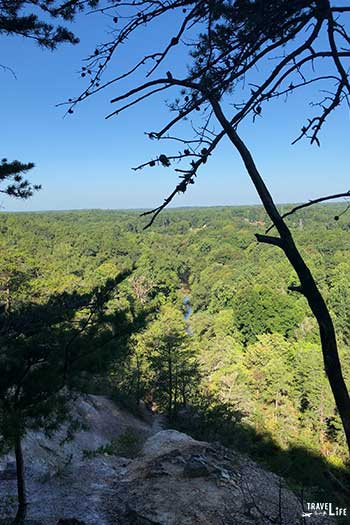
[1,205,350,473]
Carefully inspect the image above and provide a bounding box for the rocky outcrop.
[0,395,150,525]
[104,430,333,525]
[0,398,334,525]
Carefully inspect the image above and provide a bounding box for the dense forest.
[2,204,350,500]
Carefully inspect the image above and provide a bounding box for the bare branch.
[141,127,225,229]
[266,191,350,233]
[255,234,284,248]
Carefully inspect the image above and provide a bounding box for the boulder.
[142,430,197,457]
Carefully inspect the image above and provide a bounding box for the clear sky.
[1,8,349,212]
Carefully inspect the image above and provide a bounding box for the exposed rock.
[57,518,86,525]
[0,395,151,525]
[0,461,17,480]
[142,429,198,457]
[0,397,335,525]
[103,430,334,525]
[183,455,211,478]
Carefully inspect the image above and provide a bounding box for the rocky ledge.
[0,396,333,525]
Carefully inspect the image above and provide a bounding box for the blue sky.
[1,8,349,212]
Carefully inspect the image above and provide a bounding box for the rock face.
[0,395,150,525]
[0,398,334,525]
[104,430,333,525]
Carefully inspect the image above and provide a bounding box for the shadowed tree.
[119,305,198,419]
[0,0,100,48]
[66,1,350,454]
[0,7,123,520]
[0,271,137,523]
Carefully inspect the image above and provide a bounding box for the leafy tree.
[193,312,248,411]
[233,286,305,345]
[131,305,198,418]
[0,248,37,313]
[328,262,350,345]
[0,272,132,522]
[292,340,348,456]
[69,0,350,454]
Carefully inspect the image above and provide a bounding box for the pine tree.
[138,305,198,419]
[0,159,41,200]
[0,273,131,521]
[0,1,99,48]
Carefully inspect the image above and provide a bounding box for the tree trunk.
[173,366,178,418]
[168,350,173,419]
[210,97,350,455]
[136,354,141,405]
[14,505,26,525]
[6,286,11,313]
[182,374,187,407]
[14,434,27,523]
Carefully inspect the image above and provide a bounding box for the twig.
[266,191,350,233]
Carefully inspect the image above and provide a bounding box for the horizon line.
[0,201,345,214]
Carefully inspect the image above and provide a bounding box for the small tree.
[131,305,198,419]
[67,0,350,455]
[0,272,132,522]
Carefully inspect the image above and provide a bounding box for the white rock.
[142,429,196,457]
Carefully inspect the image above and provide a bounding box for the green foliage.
[0,159,41,200]
[1,204,350,496]
[111,304,199,418]
[0,1,99,48]
[233,286,305,344]
[83,427,144,459]
[0,271,135,453]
